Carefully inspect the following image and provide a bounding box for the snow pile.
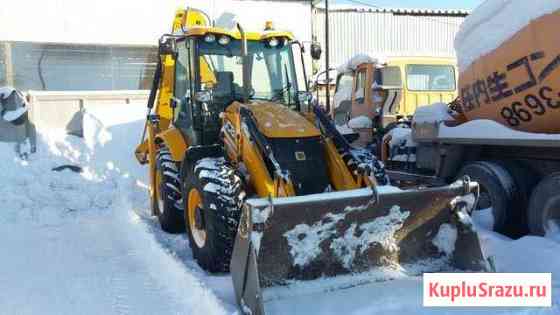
[284,204,409,269]
[386,126,417,163]
[251,204,274,255]
[0,86,28,122]
[284,210,350,268]
[412,102,453,125]
[335,124,355,135]
[3,107,27,122]
[347,115,372,129]
[337,54,379,74]
[387,127,415,148]
[0,86,15,98]
[0,105,233,315]
[432,224,458,256]
[331,205,410,268]
[439,119,560,141]
[455,0,560,71]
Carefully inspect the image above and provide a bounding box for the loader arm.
[239,106,297,197]
[313,104,377,186]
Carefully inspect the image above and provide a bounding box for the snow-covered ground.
[0,104,559,314]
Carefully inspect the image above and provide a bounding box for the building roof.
[316,5,470,17]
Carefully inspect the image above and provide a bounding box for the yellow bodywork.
[222,102,371,198]
[135,7,374,215]
[386,56,458,116]
[245,102,321,138]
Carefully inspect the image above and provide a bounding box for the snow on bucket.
[230,180,490,315]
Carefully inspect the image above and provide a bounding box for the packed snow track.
[0,104,558,315]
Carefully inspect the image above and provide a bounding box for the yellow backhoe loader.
[135,8,490,315]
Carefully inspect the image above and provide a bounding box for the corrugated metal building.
[0,0,313,92]
[313,7,469,71]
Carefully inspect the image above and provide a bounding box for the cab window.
[174,40,194,126]
[335,73,353,94]
[406,64,456,91]
[354,69,366,104]
[380,66,402,87]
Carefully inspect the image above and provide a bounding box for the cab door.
[350,63,376,120]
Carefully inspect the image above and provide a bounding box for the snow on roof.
[455,0,560,71]
[315,5,470,16]
[336,54,382,74]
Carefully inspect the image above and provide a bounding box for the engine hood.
[235,101,321,138]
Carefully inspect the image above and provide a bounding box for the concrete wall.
[26,90,150,136]
[0,90,150,158]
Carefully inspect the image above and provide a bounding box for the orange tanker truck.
[379,0,560,238]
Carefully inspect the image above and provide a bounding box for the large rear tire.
[183,157,244,273]
[527,173,560,237]
[457,161,516,234]
[154,147,185,233]
[496,160,539,236]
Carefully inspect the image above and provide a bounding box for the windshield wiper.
[271,64,293,104]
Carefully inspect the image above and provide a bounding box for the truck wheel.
[457,161,516,233]
[154,147,185,233]
[183,157,245,273]
[527,173,560,237]
[497,161,539,236]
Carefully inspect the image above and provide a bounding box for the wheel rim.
[187,188,207,248]
[155,169,164,215]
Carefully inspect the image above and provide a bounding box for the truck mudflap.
[230,180,490,315]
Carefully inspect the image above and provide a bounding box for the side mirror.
[310,42,322,60]
[159,37,177,56]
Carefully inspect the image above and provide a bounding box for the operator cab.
[170,28,309,146]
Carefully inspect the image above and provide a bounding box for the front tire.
[183,157,244,273]
[154,147,185,233]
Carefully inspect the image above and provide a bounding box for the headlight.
[218,36,231,45]
[204,34,216,43]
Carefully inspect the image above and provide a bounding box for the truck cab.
[333,56,458,144]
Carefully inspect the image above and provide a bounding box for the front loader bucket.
[230,180,490,315]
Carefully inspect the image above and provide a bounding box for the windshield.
[196,38,299,106]
[406,64,456,91]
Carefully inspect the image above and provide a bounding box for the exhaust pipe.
[237,23,251,103]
